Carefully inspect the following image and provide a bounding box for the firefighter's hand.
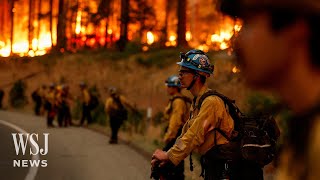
[151,149,169,167]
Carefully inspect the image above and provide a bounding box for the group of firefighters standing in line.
[31,81,134,144]
[32,82,81,127]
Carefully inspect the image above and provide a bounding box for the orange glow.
[37,32,52,50]
[232,66,241,73]
[0,42,10,57]
[146,31,155,45]
[207,23,242,50]
[75,10,82,35]
[12,41,29,53]
[169,35,176,42]
[186,31,192,41]
[165,35,177,47]
[0,30,51,57]
[142,46,149,51]
[0,0,243,57]
[234,24,242,32]
[197,45,209,53]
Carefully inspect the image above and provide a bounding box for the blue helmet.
[165,75,181,87]
[177,49,214,74]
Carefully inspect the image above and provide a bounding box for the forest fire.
[232,66,241,73]
[0,0,241,57]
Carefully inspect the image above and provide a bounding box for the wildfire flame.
[146,31,155,45]
[165,35,177,47]
[0,41,10,57]
[186,31,192,41]
[75,10,82,35]
[232,66,241,73]
[0,0,242,57]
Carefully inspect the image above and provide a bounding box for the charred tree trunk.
[0,1,5,41]
[69,0,78,50]
[103,0,112,48]
[28,0,35,51]
[118,0,129,51]
[9,0,14,55]
[160,0,170,46]
[49,0,53,49]
[105,17,110,47]
[37,0,42,51]
[177,0,187,47]
[55,0,67,53]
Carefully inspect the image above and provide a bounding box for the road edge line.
[0,119,40,180]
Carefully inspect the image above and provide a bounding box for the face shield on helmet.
[177,49,214,76]
[165,75,181,87]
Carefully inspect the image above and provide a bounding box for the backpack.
[89,93,99,110]
[31,90,41,103]
[111,96,128,122]
[198,90,280,167]
[167,96,192,119]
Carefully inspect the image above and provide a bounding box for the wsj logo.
[12,133,49,167]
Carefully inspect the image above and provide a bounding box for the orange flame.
[146,31,155,45]
[186,31,192,41]
[232,66,241,73]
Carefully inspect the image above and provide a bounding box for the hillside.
[0,49,251,114]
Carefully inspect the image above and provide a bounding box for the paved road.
[0,110,150,180]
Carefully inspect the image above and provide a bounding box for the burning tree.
[0,0,241,57]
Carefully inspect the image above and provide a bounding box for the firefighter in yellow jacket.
[45,83,56,128]
[161,75,190,179]
[105,87,133,144]
[79,82,92,126]
[151,50,234,179]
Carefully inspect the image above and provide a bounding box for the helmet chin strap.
[187,74,199,90]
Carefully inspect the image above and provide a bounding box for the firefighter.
[105,87,133,144]
[31,87,42,115]
[160,75,190,179]
[45,83,56,128]
[39,84,47,115]
[56,85,64,127]
[79,82,92,126]
[151,50,234,180]
[62,85,73,127]
[218,0,320,179]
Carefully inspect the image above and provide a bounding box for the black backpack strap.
[197,90,238,111]
[197,90,240,143]
[112,95,125,109]
[213,128,231,141]
[189,153,193,171]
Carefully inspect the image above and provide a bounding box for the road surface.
[0,110,150,180]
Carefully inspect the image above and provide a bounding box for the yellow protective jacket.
[167,86,234,166]
[82,89,91,105]
[163,93,190,143]
[105,95,130,114]
[46,90,55,106]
